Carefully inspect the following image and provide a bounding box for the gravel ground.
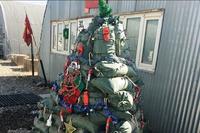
[0,59,49,95]
[0,105,37,133]
[0,59,49,133]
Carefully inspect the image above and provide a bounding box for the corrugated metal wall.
[135,1,200,133]
[40,1,200,133]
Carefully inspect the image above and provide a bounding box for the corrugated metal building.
[0,1,46,57]
[39,1,200,133]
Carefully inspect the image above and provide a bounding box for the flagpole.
[31,38,34,77]
[24,8,34,77]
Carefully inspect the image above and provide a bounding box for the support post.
[31,42,34,76]
[40,59,47,86]
[32,34,47,86]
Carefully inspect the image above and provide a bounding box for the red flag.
[85,0,98,13]
[23,14,32,46]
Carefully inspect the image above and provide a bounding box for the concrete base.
[10,54,29,66]
[24,57,39,72]
[9,54,39,73]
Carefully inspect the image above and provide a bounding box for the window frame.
[56,21,64,52]
[50,17,93,55]
[122,11,163,72]
[77,17,93,34]
[69,20,78,52]
[122,14,144,62]
[51,22,58,52]
[51,20,77,55]
[136,12,163,72]
[63,21,70,53]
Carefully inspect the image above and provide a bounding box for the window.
[124,11,163,72]
[51,20,78,54]
[57,22,64,51]
[64,22,69,51]
[126,17,141,61]
[52,23,57,49]
[77,17,92,33]
[70,21,77,51]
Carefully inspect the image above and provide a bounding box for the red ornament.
[105,116,112,133]
[103,27,110,42]
[59,85,81,104]
[64,56,71,74]
[66,104,73,113]
[76,42,84,56]
[83,90,89,106]
[140,110,145,128]
[60,109,64,122]
[63,87,80,104]
[134,86,141,103]
[87,68,93,81]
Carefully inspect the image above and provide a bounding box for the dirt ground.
[0,59,49,133]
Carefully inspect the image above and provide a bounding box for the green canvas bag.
[65,114,98,133]
[108,90,135,111]
[93,24,116,55]
[91,77,134,94]
[94,61,137,78]
[111,120,138,133]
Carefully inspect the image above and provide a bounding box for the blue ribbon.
[58,97,118,124]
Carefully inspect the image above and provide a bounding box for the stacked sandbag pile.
[33,0,144,133]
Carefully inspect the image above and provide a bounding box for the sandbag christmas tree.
[33,0,144,132]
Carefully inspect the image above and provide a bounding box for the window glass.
[64,23,69,51]
[126,17,141,61]
[78,18,92,32]
[52,25,57,49]
[142,19,158,65]
[57,23,63,51]
[70,22,77,52]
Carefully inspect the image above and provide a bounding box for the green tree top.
[99,0,112,17]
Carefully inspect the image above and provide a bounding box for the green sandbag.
[91,77,133,94]
[80,64,90,78]
[94,61,137,78]
[93,25,116,55]
[111,120,138,133]
[39,95,61,113]
[79,91,105,105]
[65,114,98,133]
[49,126,59,133]
[108,91,135,111]
[33,117,49,133]
[89,111,106,125]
